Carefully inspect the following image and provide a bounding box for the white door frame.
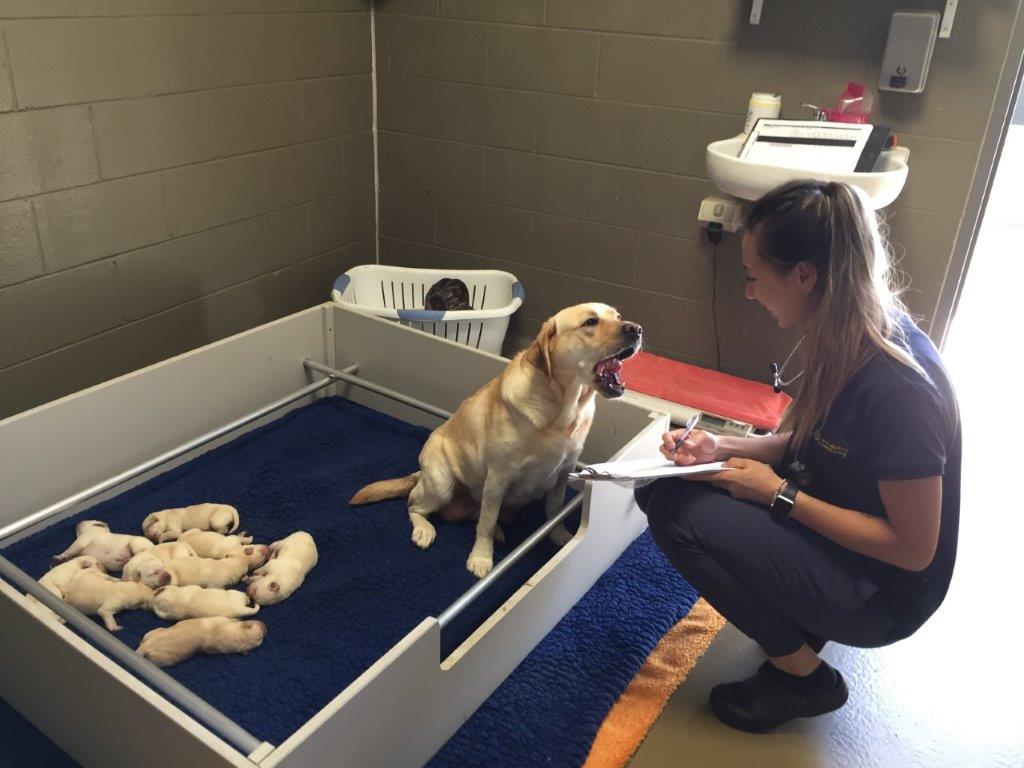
[933,4,1024,348]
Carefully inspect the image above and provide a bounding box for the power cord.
[706,223,723,371]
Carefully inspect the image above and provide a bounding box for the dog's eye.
[581,318,599,328]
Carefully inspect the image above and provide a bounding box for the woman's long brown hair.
[746,180,924,451]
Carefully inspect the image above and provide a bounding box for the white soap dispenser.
[878,11,941,94]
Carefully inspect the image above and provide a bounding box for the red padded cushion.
[621,352,792,431]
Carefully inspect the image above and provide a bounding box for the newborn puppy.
[163,554,250,589]
[137,617,267,668]
[63,570,153,632]
[123,542,199,588]
[38,556,107,598]
[245,531,318,606]
[178,530,269,570]
[53,521,154,571]
[150,585,259,620]
[229,544,271,572]
[141,503,239,544]
[122,551,175,589]
[24,556,108,623]
[179,529,254,558]
[150,541,198,562]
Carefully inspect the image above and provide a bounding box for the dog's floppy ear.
[525,319,558,379]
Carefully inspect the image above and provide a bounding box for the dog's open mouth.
[594,346,637,397]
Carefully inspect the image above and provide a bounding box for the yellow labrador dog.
[350,303,641,577]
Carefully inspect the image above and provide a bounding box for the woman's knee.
[633,481,658,514]
[635,479,708,542]
[636,477,701,511]
[633,480,683,533]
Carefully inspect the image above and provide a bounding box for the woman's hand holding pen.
[660,428,721,465]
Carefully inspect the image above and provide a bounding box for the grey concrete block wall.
[374,0,1021,381]
[1,0,1019,419]
[0,2,373,419]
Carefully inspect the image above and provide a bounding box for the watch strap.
[770,480,798,522]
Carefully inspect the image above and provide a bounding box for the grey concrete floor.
[631,128,1024,768]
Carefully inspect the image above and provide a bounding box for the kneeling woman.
[636,180,960,732]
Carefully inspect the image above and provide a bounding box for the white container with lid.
[743,92,782,134]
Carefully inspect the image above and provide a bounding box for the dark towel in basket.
[424,278,473,311]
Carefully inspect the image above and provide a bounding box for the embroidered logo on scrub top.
[813,430,849,458]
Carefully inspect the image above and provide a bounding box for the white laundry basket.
[331,265,524,355]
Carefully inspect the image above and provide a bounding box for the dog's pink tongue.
[596,358,623,375]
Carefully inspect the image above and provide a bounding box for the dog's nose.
[622,322,642,339]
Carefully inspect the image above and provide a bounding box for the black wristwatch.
[770,480,799,522]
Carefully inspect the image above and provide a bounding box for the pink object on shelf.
[823,81,873,124]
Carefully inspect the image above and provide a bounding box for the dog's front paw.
[548,524,573,548]
[411,520,436,549]
[466,552,493,578]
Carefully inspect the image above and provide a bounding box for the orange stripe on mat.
[582,598,726,768]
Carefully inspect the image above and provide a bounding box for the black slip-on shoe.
[709,661,849,733]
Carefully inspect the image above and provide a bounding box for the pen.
[673,414,701,453]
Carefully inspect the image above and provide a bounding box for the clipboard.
[570,459,730,483]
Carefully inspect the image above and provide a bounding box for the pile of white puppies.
[28,503,318,668]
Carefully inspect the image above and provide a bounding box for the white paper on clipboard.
[570,459,730,483]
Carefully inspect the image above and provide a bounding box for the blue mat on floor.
[2,396,699,765]
[427,530,698,768]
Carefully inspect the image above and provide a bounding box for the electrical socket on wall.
[698,195,744,234]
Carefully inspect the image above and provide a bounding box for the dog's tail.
[349,472,420,505]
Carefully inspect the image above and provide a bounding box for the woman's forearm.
[709,458,942,572]
[718,432,790,466]
[790,492,929,572]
